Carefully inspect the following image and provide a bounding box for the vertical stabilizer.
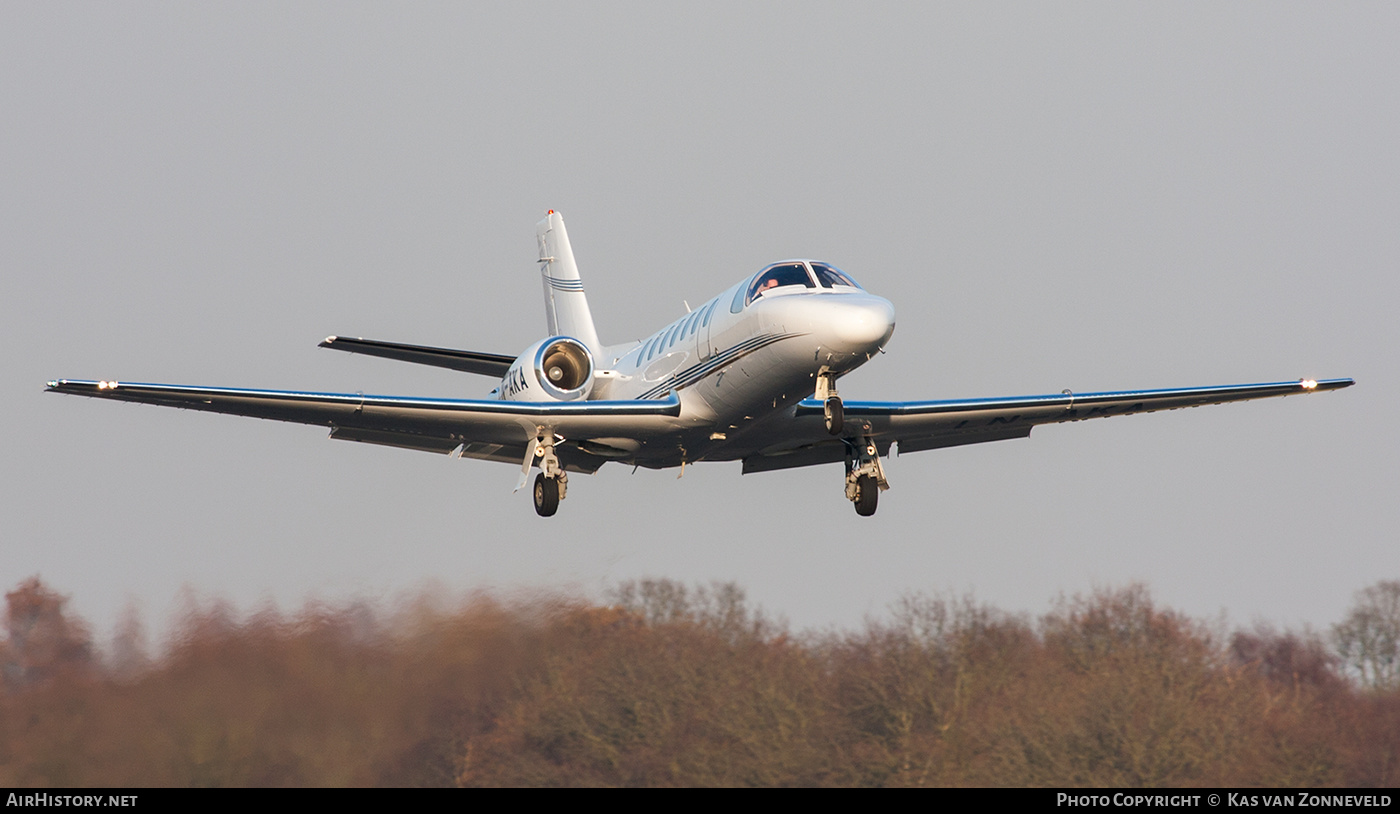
[536,211,602,356]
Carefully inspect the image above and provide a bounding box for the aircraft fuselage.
[520,264,896,469]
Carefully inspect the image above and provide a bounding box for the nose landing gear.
[824,397,844,436]
[844,434,888,517]
[816,368,843,436]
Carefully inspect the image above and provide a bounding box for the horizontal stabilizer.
[319,336,514,377]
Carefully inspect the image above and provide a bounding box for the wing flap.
[453,440,607,474]
[741,439,894,474]
[742,441,847,474]
[319,336,515,377]
[328,426,462,455]
[458,441,530,466]
[895,426,1033,454]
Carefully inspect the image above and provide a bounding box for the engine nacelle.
[497,336,595,402]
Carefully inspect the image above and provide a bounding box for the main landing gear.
[845,434,889,517]
[816,368,843,436]
[522,433,568,517]
[533,472,560,516]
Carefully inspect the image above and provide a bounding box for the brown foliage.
[0,583,537,787]
[459,582,838,786]
[1,576,1397,787]
[0,577,93,691]
[824,593,1037,786]
[1003,588,1278,786]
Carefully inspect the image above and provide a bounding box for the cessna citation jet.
[48,211,1352,517]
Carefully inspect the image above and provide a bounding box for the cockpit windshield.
[744,262,814,306]
[810,262,862,290]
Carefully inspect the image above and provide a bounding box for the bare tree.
[0,576,92,691]
[1332,580,1400,691]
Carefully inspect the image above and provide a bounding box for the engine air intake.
[541,340,590,392]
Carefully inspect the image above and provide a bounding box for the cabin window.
[731,282,748,314]
[683,310,700,338]
[701,299,717,327]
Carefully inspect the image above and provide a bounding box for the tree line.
[1,576,1396,787]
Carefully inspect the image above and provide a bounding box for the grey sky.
[3,3,1395,643]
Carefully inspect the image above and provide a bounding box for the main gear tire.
[533,473,560,517]
[853,474,878,516]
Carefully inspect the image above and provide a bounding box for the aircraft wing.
[743,378,1354,473]
[45,379,681,474]
[318,336,515,377]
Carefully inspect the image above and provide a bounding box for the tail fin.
[536,211,602,356]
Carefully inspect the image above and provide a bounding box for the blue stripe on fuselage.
[636,331,807,400]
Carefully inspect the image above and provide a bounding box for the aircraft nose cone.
[830,295,896,351]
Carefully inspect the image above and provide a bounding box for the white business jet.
[48,211,1352,517]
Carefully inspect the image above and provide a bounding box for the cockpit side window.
[745,263,815,306]
[810,262,862,290]
[730,282,748,314]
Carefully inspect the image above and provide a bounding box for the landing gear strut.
[522,433,568,517]
[824,397,844,436]
[816,368,843,436]
[845,433,889,517]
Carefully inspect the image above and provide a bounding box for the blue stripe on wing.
[46,380,682,416]
[795,378,1355,418]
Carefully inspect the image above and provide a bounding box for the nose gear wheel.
[824,397,844,435]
